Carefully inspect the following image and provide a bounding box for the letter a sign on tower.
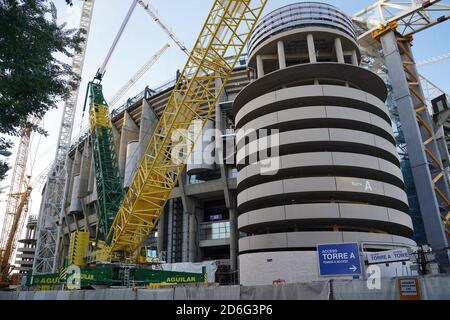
[317,243,362,276]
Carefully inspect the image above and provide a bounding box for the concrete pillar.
[157,209,165,259]
[256,55,264,78]
[72,149,82,176]
[118,111,139,180]
[351,50,359,66]
[213,77,238,270]
[78,143,91,198]
[139,100,158,161]
[64,157,73,208]
[380,31,450,264]
[182,204,189,262]
[67,150,81,207]
[307,34,316,63]
[87,153,95,194]
[188,209,197,263]
[229,205,238,271]
[166,199,173,263]
[277,40,286,69]
[111,125,121,158]
[334,37,344,63]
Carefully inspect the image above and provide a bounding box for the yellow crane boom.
[106,0,267,256]
[0,187,31,285]
[0,124,33,286]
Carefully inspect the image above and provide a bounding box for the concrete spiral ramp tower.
[233,2,416,285]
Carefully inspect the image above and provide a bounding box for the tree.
[0,138,12,182]
[0,0,84,181]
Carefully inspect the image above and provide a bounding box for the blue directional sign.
[317,243,361,276]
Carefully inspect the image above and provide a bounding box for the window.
[200,221,231,240]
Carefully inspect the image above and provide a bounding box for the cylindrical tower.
[233,2,415,285]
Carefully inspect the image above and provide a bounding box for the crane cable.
[97,0,139,79]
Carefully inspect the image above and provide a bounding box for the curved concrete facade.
[233,2,414,284]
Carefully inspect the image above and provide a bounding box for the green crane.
[84,81,124,242]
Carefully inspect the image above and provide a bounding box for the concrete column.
[64,157,73,208]
[78,143,91,198]
[380,31,450,264]
[67,150,81,207]
[118,111,139,180]
[188,209,197,262]
[229,205,238,271]
[72,150,82,176]
[182,204,189,262]
[139,100,158,161]
[307,34,316,63]
[178,170,198,263]
[167,199,174,263]
[334,37,344,63]
[351,50,359,66]
[87,153,95,194]
[256,55,264,78]
[214,77,238,271]
[157,210,165,258]
[111,125,121,157]
[277,40,286,69]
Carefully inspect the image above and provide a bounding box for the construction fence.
[0,275,448,300]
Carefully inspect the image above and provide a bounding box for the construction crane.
[417,51,450,67]
[84,81,124,241]
[0,166,51,288]
[0,125,33,288]
[102,0,268,259]
[137,0,189,55]
[0,187,32,288]
[23,1,268,289]
[353,0,450,260]
[33,0,95,275]
[109,43,170,107]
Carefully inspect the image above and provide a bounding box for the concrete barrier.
[137,288,174,300]
[241,282,330,300]
[1,275,449,300]
[420,275,450,300]
[0,291,18,300]
[104,288,137,300]
[174,285,241,300]
[331,278,398,300]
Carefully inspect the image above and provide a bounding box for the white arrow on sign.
[349,265,357,272]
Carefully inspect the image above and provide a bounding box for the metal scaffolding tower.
[33,0,95,274]
[353,0,450,266]
[0,126,32,285]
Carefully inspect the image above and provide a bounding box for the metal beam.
[380,31,450,263]
[33,0,95,274]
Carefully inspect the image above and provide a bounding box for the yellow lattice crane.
[93,0,268,260]
[0,126,33,287]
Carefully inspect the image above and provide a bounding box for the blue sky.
[1,0,449,223]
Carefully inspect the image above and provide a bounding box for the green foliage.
[0,0,84,182]
[0,138,12,181]
[0,0,85,137]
